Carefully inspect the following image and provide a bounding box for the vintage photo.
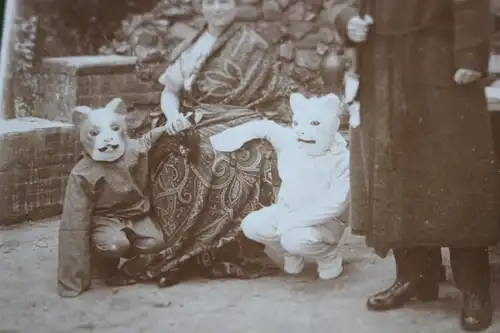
[1,0,500,332]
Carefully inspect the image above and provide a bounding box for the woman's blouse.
[159,31,217,92]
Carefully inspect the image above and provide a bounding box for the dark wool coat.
[334,0,500,249]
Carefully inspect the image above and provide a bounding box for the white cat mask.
[72,98,128,162]
[290,92,342,156]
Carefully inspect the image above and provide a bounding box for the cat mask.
[290,92,342,156]
[72,98,128,162]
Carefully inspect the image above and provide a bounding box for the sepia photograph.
[1,0,500,332]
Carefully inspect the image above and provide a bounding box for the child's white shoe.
[317,252,343,280]
[283,254,305,275]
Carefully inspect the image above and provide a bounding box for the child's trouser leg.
[241,206,282,250]
[125,215,165,257]
[241,206,304,273]
[92,216,164,285]
[91,217,138,286]
[91,217,131,260]
[118,216,165,278]
[280,220,345,280]
[92,216,164,259]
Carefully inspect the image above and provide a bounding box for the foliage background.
[10,0,500,118]
[29,0,500,58]
[9,0,159,117]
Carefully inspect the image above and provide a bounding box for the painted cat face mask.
[290,92,342,156]
[72,98,128,162]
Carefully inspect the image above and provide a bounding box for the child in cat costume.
[210,92,350,280]
[57,98,172,297]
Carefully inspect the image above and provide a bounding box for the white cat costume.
[210,93,350,280]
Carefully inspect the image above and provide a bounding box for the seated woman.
[120,0,289,286]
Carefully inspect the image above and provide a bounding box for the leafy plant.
[12,15,39,117]
[38,0,159,57]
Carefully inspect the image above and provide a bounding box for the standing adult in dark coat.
[332,0,500,331]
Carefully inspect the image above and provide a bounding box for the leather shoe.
[367,278,439,311]
[461,292,492,331]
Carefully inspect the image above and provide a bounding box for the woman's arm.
[158,59,194,134]
[158,59,183,119]
[161,87,181,120]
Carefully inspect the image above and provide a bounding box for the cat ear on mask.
[106,97,127,115]
[320,93,342,115]
[72,106,93,127]
[290,93,307,114]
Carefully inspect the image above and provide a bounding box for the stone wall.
[99,0,354,95]
[35,55,160,135]
[15,54,164,224]
[0,117,80,224]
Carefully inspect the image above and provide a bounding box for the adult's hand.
[454,68,482,85]
[164,112,192,136]
[347,15,374,43]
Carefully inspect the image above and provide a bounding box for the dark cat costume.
[57,98,167,297]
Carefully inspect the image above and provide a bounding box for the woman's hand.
[347,15,374,43]
[164,112,192,136]
[454,69,482,85]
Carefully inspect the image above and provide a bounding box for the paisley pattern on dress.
[121,23,289,285]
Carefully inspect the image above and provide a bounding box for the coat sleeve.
[453,0,492,73]
[57,170,99,297]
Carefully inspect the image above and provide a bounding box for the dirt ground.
[1,218,499,333]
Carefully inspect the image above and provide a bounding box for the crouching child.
[210,92,350,280]
[57,98,169,297]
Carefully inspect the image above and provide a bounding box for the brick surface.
[0,117,81,224]
[36,55,162,123]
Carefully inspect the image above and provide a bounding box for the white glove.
[454,69,482,85]
[347,15,374,43]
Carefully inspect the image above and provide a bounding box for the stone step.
[0,117,80,224]
[35,55,162,123]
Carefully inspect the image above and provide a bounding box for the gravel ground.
[0,218,499,333]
